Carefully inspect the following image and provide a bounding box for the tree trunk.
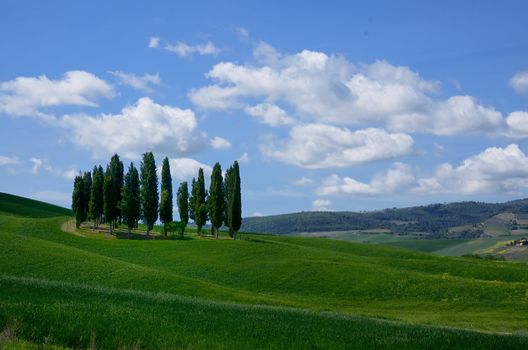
[233,231,237,240]
[215,226,218,239]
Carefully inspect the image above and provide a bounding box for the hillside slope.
[241,199,528,235]
[0,192,71,218]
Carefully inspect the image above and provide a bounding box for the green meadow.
[0,193,527,349]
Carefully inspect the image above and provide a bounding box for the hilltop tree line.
[71,152,242,239]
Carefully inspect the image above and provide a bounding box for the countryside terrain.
[242,199,528,261]
[0,192,527,349]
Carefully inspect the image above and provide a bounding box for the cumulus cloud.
[416,144,528,195]
[167,158,212,181]
[189,43,508,136]
[0,156,19,166]
[210,136,231,149]
[61,97,210,159]
[317,163,415,196]
[0,70,114,121]
[317,145,528,197]
[312,199,333,211]
[244,103,296,126]
[509,71,528,95]
[261,124,414,169]
[150,37,220,57]
[108,71,161,93]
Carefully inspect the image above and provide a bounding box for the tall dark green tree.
[140,152,159,236]
[159,157,173,234]
[81,171,92,222]
[72,174,83,228]
[177,181,189,232]
[121,162,140,237]
[103,166,118,235]
[109,154,124,226]
[89,165,104,229]
[190,168,208,235]
[208,163,225,239]
[225,161,242,239]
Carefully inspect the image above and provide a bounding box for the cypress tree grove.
[89,165,104,229]
[177,181,189,231]
[103,166,118,235]
[159,157,173,234]
[140,152,159,236]
[72,174,83,228]
[109,154,124,227]
[225,161,242,239]
[191,168,208,235]
[208,163,225,239]
[121,162,140,237]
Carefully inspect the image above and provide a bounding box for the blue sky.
[1,1,528,216]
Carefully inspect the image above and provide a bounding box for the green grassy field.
[0,193,527,349]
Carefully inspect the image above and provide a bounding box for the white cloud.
[238,152,249,163]
[312,199,333,211]
[244,103,296,127]
[108,71,161,93]
[62,169,79,180]
[505,111,528,137]
[61,97,210,159]
[317,145,528,197]
[317,163,415,196]
[0,156,19,166]
[30,158,43,174]
[167,158,212,181]
[0,70,114,121]
[236,27,249,39]
[261,124,414,169]
[292,176,313,186]
[509,71,528,95]
[148,36,160,48]
[210,136,231,149]
[161,41,219,57]
[251,212,265,217]
[189,43,507,136]
[416,144,528,195]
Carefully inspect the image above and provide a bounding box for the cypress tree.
[230,161,242,239]
[189,178,197,222]
[159,157,173,234]
[89,165,104,229]
[208,163,225,239]
[72,174,83,228]
[103,166,118,235]
[140,152,158,236]
[81,171,92,222]
[109,154,124,227]
[121,162,140,237]
[177,181,189,232]
[191,168,208,235]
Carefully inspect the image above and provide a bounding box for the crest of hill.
[0,192,71,218]
[241,199,528,235]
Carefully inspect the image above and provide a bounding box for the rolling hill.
[241,199,528,236]
[0,193,527,349]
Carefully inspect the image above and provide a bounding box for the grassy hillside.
[0,194,527,348]
[0,192,71,218]
[242,199,528,235]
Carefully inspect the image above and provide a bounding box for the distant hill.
[241,199,528,236]
[0,192,71,218]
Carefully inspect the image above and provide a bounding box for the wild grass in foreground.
[1,275,527,350]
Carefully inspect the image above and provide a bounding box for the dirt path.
[61,219,86,237]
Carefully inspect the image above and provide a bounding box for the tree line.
[71,152,242,239]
